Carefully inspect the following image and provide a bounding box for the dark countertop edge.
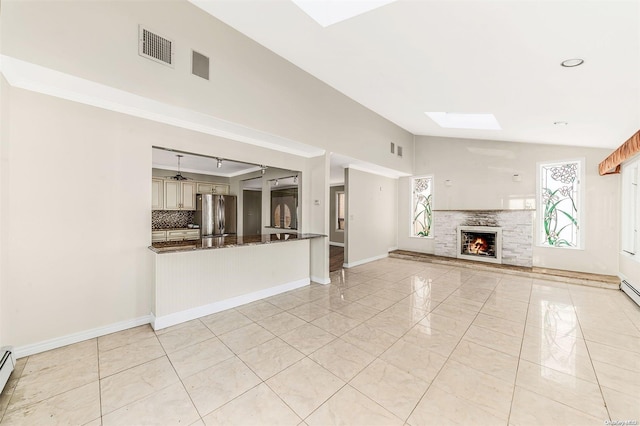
[152,228,200,232]
[148,233,326,254]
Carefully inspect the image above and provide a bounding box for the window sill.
[621,250,639,262]
[535,244,584,251]
[409,236,434,240]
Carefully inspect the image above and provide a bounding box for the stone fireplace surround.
[434,210,534,267]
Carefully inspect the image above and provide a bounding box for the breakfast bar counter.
[149,232,326,330]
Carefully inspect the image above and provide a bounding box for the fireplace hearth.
[457,226,502,264]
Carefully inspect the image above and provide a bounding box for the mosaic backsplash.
[152,210,195,230]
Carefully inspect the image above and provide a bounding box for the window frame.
[621,158,639,258]
[536,158,585,250]
[410,175,434,239]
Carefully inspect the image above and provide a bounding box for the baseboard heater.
[621,279,640,307]
[0,347,15,393]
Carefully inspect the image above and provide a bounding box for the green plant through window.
[412,176,433,237]
[540,161,580,248]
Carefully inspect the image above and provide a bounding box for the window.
[411,176,433,237]
[336,191,345,231]
[621,160,638,256]
[538,159,583,248]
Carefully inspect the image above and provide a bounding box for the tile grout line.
[0,355,28,423]
[505,276,533,425]
[567,288,612,423]
[403,270,505,423]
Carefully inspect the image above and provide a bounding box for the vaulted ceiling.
[192,0,639,149]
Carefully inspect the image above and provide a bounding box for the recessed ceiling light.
[554,121,568,126]
[560,58,584,67]
[425,112,501,130]
[291,0,397,27]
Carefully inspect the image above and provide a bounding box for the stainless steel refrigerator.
[195,194,237,236]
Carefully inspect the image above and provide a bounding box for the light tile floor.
[1,257,639,425]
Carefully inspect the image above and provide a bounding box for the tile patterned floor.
[1,257,639,425]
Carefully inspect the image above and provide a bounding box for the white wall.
[1,0,417,349]
[1,0,414,174]
[307,155,330,284]
[345,168,398,266]
[0,86,317,349]
[405,136,619,275]
[0,75,9,348]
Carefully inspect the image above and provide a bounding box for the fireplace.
[457,226,502,264]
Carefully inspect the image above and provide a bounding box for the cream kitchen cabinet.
[166,229,200,241]
[164,181,196,210]
[152,230,167,242]
[196,182,229,195]
[152,178,164,210]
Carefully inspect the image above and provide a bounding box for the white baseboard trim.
[329,242,345,247]
[152,278,310,330]
[311,276,331,285]
[14,315,152,358]
[343,253,389,268]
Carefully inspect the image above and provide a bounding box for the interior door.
[243,190,262,235]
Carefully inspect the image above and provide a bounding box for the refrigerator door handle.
[220,197,226,234]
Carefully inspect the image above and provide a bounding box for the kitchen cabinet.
[152,230,167,242]
[166,229,200,241]
[164,181,196,210]
[152,178,164,210]
[196,182,229,195]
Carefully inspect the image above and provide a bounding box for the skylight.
[425,112,502,130]
[291,0,397,27]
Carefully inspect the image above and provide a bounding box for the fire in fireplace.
[463,233,496,256]
[457,226,502,264]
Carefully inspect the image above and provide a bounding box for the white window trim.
[621,157,639,260]
[536,158,585,250]
[410,175,434,239]
[336,191,345,232]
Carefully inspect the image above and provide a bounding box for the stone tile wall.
[434,210,534,267]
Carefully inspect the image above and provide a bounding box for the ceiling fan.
[164,154,192,181]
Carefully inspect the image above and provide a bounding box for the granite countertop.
[149,233,325,254]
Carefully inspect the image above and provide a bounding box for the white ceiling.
[191,0,640,150]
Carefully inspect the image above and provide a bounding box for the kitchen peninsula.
[148,232,325,330]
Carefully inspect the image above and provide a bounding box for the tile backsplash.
[152,210,195,230]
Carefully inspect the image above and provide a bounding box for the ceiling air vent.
[139,26,174,67]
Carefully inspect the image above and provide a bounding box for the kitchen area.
[148,147,324,330]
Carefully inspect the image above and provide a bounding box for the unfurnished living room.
[1,0,639,425]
